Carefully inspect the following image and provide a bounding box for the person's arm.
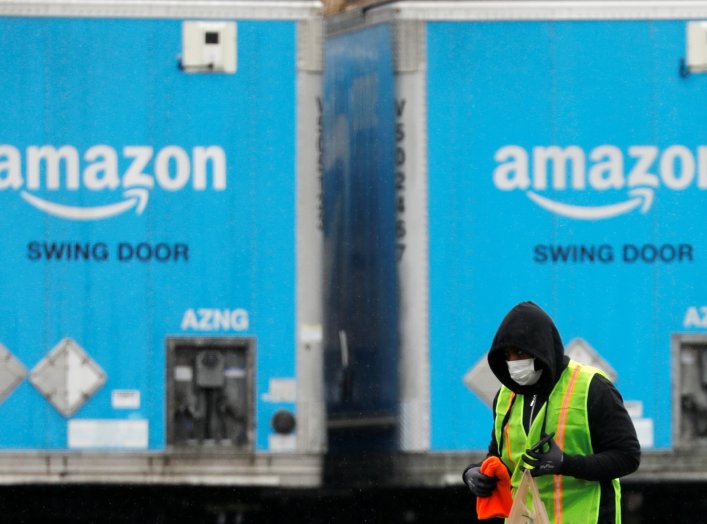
[560,374,641,481]
[463,391,501,478]
[486,390,502,457]
[462,391,502,497]
[488,391,501,456]
[463,428,500,479]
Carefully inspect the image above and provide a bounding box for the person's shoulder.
[572,362,614,388]
[588,371,614,387]
[587,372,626,406]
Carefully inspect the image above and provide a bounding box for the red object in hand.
[476,456,513,520]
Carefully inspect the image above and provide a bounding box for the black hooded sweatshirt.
[483,302,641,523]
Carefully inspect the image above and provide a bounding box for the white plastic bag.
[507,470,551,524]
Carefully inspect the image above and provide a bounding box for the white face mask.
[507,358,543,386]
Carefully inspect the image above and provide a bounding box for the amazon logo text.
[493,145,707,219]
[0,144,226,220]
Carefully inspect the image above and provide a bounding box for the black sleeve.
[463,390,502,478]
[560,374,641,481]
[488,390,501,457]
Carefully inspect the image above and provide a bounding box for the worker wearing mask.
[463,301,641,523]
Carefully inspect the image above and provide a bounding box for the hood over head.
[487,301,568,394]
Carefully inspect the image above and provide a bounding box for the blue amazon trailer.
[0,0,325,486]
[323,1,707,485]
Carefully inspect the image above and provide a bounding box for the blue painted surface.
[0,18,297,450]
[428,20,707,450]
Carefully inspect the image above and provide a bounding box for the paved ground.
[0,482,698,523]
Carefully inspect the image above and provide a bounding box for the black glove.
[462,465,498,498]
[523,432,564,477]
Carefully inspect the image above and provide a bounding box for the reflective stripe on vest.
[494,360,622,524]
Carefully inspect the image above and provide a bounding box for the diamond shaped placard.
[0,343,27,404]
[463,355,501,408]
[30,338,106,417]
[565,338,618,383]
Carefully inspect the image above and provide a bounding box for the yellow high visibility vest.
[494,360,622,524]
